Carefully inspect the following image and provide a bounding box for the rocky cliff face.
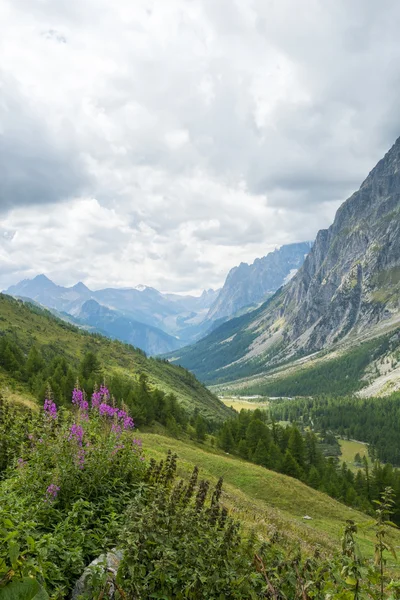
[207,242,312,322]
[173,137,400,382]
[279,137,400,354]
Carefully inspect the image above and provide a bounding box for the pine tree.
[288,427,305,468]
[282,449,301,479]
[219,423,234,453]
[195,415,207,442]
[238,439,249,459]
[268,441,283,471]
[252,439,270,468]
[308,465,320,489]
[245,419,270,454]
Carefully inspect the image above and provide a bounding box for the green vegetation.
[339,439,370,471]
[139,433,400,562]
[270,394,400,465]
[168,291,285,384]
[221,397,270,411]
[214,409,400,524]
[2,396,400,598]
[239,341,389,397]
[2,292,400,596]
[0,294,230,421]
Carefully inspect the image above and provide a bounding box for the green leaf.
[26,537,35,552]
[8,542,20,569]
[0,578,49,600]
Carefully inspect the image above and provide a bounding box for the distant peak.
[34,274,53,283]
[134,284,148,292]
[71,281,91,293]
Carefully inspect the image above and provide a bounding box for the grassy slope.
[0,294,231,421]
[140,433,400,569]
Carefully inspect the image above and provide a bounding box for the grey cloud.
[2,0,400,292]
[0,76,90,213]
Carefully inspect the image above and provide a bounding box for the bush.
[0,385,145,596]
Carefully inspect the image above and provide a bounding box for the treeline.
[269,394,400,465]
[0,333,212,439]
[217,409,400,523]
[239,334,400,397]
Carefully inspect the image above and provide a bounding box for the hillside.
[171,137,400,393]
[139,433,400,565]
[0,293,230,421]
[5,275,219,349]
[77,298,182,355]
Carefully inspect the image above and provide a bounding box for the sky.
[1,0,400,294]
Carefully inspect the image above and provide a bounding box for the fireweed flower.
[91,385,110,408]
[111,443,125,457]
[72,388,89,419]
[77,448,85,470]
[123,415,134,430]
[17,458,27,468]
[99,403,117,417]
[111,423,122,437]
[45,483,60,502]
[117,410,134,429]
[72,388,83,406]
[69,424,84,446]
[44,398,57,420]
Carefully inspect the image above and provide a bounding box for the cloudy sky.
[1,0,400,294]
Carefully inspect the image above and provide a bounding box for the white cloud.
[1,0,400,292]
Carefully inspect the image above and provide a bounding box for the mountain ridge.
[207,241,313,323]
[171,136,400,393]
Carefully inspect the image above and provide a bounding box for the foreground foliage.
[1,390,399,598]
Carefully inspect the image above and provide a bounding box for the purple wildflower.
[123,415,134,430]
[72,388,83,406]
[44,398,57,420]
[45,483,60,502]
[17,458,27,468]
[116,409,134,430]
[69,424,84,446]
[72,388,89,419]
[111,443,125,456]
[99,402,117,417]
[100,385,110,400]
[77,448,85,470]
[91,384,110,408]
[111,423,122,437]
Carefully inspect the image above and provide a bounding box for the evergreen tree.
[219,423,234,453]
[238,439,249,459]
[195,415,207,442]
[268,442,283,472]
[308,465,320,489]
[282,450,301,479]
[288,427,305,468]
[252,439,270,468]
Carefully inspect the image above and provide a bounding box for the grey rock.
[175,136,400,382]
[71,549,123,600]
[207,242,313,322]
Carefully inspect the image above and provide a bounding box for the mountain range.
[170,136,400,397]
[5,243,311,355]
[206,242,313,322]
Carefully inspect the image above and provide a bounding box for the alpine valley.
[170,137,400,398]
[4,242,311,355]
